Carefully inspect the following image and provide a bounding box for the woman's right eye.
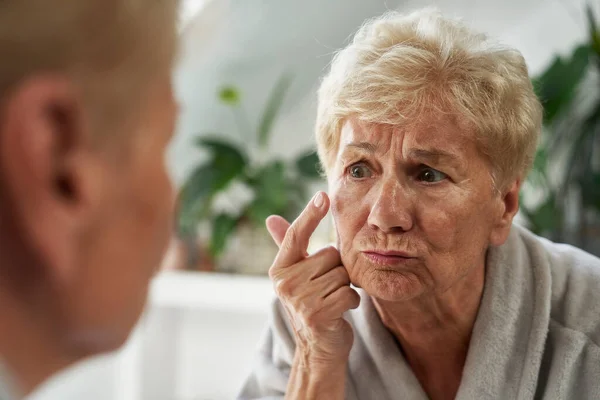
[348,163,372,179]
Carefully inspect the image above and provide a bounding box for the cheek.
[416,187,493,255]
[122,138,174,277]
[136,159,173,256]
[329,181,368,249]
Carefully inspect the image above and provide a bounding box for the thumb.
[266,215,290,247]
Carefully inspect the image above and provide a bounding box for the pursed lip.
[363,250,414,258]
[361,250,416,266]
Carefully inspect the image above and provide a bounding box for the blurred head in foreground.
[0,0,179,394]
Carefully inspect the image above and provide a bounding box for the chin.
[356,267,427,302]
[66,306,146,358]
[63,326,130,360]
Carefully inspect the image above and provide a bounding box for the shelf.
[149,270,275,313]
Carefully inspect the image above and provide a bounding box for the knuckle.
[274,278,294,299]
[268,265,278,280]
[349,289,361,307]
[322,246,340,261]
[297,300,320,328]
[347,286,358,299]
[284,227,299,250]
[311,246,341,271]
[334,266,350,282]
[304,312,321,330]
[338,285,352,299]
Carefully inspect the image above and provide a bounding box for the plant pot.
[215,223,279,275]
[161,236,216,272]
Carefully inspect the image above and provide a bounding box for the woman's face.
[328,116,516,302]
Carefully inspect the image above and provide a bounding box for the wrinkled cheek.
[329,185,354,243]
[417,207,453,249]
[329,183,367,273]
[417,200,474,257]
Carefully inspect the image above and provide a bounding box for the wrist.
[295,352,347,373]
[295,345,349,371]
[286,352,347,400]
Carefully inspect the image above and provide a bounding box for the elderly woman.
[240,8,600,400]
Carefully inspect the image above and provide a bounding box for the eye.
[417,167,447,183]
[348,162,372,179]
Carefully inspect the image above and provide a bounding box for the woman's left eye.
[417,167,447,183]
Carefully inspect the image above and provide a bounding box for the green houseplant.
[522,4,600,254]
[176,74,323,272]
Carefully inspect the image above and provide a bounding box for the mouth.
[361,250,415,266]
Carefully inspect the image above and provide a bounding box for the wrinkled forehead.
[338,115,476,159]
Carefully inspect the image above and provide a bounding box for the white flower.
[211,179,255,217]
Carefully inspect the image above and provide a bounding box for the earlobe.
[489,179,521,246]
[502,180,521,220]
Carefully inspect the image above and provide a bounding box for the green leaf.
[295,150,322,179]
[209,214,239,258]
[533,45,591,124]
[282,181,309,221]
[196,137,248,168]
[176,164,220,235]
[245,161,288,225]
[525,146,550,188]
[580,172,600,211]
[561,102,600,189]
[525,194,561,235]
[586,4,600,57]
[532,146,547,172]
[257,161,287,206]
[246,201,276,227]
[218,86,240,105]
[195,137,248,186]
[177,138,248,235]
[257,73,293,148]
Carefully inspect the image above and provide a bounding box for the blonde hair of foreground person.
[0,0,179,397]
[316,8,543,189]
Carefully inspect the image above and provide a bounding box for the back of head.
[0,0,179,135]
[0,0,180,395]
[316,8,542,189]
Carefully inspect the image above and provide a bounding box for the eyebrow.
[341,142,461,167]
[407,149,461,166]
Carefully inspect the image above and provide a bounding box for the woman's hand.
[267,192,361,368]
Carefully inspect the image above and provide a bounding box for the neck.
[372,262,485,400]
[0,287,74,396]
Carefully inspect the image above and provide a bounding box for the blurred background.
[30,0,599,399]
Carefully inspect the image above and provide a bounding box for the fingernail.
[313,192,324,208]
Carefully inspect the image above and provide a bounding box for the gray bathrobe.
[239,225,600,399]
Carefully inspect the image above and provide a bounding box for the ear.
[0,76,102,284]
[489,179,521,246]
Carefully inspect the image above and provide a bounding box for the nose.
[367,177,413,233]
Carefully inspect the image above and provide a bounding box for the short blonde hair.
[0,0,179,137]
[316,8,542,188]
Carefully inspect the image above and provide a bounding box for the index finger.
[272,191,329,268]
